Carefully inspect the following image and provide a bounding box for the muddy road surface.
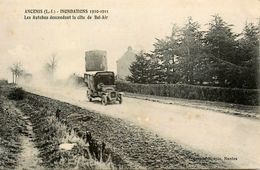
[1,85,232,169]
[20,84,260,169]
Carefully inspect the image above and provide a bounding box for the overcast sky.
[0,0,260,81]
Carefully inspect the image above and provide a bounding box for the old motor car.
[84,71,123,105]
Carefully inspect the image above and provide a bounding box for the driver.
[97,82,104,91]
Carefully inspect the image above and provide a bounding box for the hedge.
[116,81,259,106]
[0,80,8,85]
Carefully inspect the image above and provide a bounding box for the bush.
[0,79,8,85]
[8,87,25,100]
[116,81,259,105]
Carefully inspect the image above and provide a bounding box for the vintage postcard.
[0,0,259,169]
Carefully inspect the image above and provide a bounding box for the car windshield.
[95,74,115,85]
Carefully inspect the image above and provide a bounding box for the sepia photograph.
[0,0,260,169]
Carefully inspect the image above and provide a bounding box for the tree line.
[127,15,259,89]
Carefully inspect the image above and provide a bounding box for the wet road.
[22,84,260,168]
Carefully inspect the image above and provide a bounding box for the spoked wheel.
[101,95,107,106]
[118,95,123,104]
[87,90,92,102]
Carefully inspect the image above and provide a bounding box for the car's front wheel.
[101,95,107,105]
[87,90,92,102]
[118,95,122,104]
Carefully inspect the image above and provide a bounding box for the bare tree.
[45,53,58,79]
[9,62,24,84]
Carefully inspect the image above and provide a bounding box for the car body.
[84,71,123,105]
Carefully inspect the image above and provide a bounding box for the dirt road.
[22,84,260,168]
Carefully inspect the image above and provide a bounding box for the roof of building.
[117,46,137,63]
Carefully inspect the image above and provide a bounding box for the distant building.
[116,46,137,80]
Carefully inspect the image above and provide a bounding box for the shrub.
[0,79,8,85]
[8,87,25,100]
[116,81,259,105]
